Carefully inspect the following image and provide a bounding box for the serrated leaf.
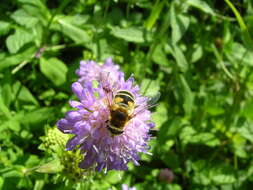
[110,27,147,43]
[39,57,67,86]
[6,29,34,54]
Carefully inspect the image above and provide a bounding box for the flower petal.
[71,82,83,99]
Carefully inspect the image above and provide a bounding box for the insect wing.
[131,92,160,118]
[147,92,160,108]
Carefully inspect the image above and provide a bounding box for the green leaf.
[144,0,165,30]
[13,81,39,106]
[53,15,91,43]
[152,103,168,129]
[0,96,12,119]
[178,75,194,115]
[2,168,23,178]
[238,123,253,143]
[187,0,215,15]
[232,133,247,158]
[211,166,236,185]
[0,21,11,36]
[0,177,3,190]
[167,184,182,190]
[180,126,219,147]
[170,4,190,44]
[140,78,160,97]
[17,0,46,7]
[33,180,44,190]
[242,99,253,120]
[192,133,220,147]
[39,57,68,86]
[190,44,203,63]
[166,44,188,72]
[179,126,196,145]
[11,9,39,28]
[158,118,182,141]
[192,161,236,185]
[205,105,224,116]
[110,27,147,43]
[4,118,22,133]
[225,42,253,66]
[104,170,123,184]
[35,159,63,173]
[0,46,36,71]
[224,0,253,51]
[20,107,55,127]
[25,155,40,167]
[161,151,180,169]
[58,15,89,26]
[17,0,51,25]
[0,75,12,108]
[6,28,34,54]
[152,44,170,66]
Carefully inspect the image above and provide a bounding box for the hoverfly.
[101,74,160,137]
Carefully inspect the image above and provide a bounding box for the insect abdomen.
[107,126,124,135]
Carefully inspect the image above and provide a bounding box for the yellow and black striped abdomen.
[107,90,135,136]
[114,90,135,107]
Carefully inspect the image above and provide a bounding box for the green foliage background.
[1,0,253,189]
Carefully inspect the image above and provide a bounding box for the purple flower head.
[57,58,154,172]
